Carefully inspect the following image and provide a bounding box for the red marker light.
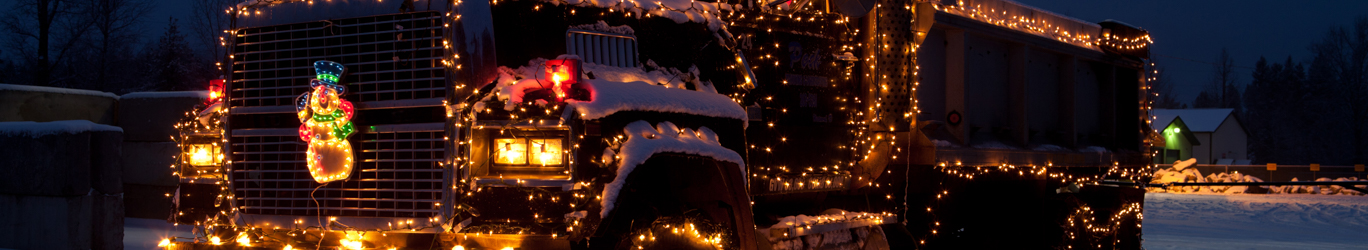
[208,79,226,103]
[544,58,581,101]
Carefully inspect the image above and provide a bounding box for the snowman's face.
[309,86,338,114]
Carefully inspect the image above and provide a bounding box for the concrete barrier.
[0,83,118,125]
[92,130,124,195]
[118,92,208,142]
[121,142,180,187]
[0,86,210,249]
[0,193,122,250]
[118,91,206,221]
[0,194,94,249]
[0,122,123,196]
[0,120,125,250]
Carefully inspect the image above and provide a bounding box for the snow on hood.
[570,79,743,120]
[491,58,744,121]
[0,120,123,138]
[599,120,744,217]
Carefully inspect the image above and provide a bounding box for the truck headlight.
[473,126,571,180]
[181,133,223,168]
[493,138,564,166]
[186,143,220,167]
[495,138,528,165]
[530,138,563,165]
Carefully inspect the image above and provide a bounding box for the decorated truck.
[167,0,1154,249]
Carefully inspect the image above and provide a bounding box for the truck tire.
[594,153,755,250]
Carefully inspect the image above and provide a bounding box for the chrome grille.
[230,11,446,111]
[226,11,450,219]
[229,125,445,218]
[566,29,638,67]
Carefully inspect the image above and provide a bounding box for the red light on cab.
[544,58,581,101]
[208,79,226,103]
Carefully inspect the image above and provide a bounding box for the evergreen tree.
[1275,16,1368,165]
[1243,57,1274,163]
[141,17,198,91]
[1192,91,1218,108]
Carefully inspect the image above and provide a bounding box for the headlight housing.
[472,126,571,180]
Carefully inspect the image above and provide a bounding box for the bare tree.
[76,0,151,92]
[190,0,235,75]
[1211,49,1236,104]
[1,0,92,86]
[1194,48,1242,114]
[1148,64,1183,109]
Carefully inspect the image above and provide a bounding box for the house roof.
[1151,109,1236,132]
[1152,116,1201,146]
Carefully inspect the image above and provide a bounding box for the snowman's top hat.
[313,60,345,85]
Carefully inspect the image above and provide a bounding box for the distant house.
[1151,109,1248,164]
[1149,115,1198,164]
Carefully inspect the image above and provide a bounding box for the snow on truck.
[167,0,1154,249]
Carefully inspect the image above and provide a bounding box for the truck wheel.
[595,153,755,250]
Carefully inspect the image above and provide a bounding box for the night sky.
[1015,0,1368,104]
[142,0,1368,104]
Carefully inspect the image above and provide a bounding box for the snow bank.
[1171,158,1197,170]
[121,91,210,99]
[1266,177,1367,195]
[1149,158,1364,195]
[1151,159,1265,194]
[599,121,744,217]
[0,120,123,137]
[0,83,119,99]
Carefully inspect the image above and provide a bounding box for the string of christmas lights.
[168,0,1156,248]
[932,0,1152,51]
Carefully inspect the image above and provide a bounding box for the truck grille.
[226,11,449,219]
[229,126,445,218]
[229,11,446,110]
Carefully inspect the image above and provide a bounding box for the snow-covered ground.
[1144,193,1368,249]
[123,218,194,250]
[125,193,1368,249]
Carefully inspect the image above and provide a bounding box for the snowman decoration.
[296,60,356,183]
